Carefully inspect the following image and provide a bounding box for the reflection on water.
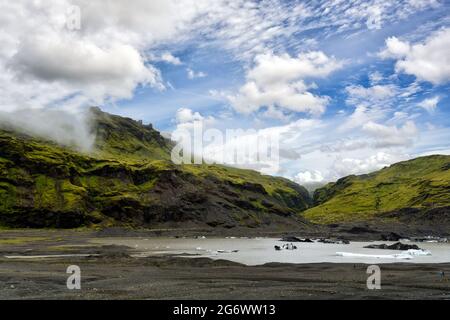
[92,237,450,266]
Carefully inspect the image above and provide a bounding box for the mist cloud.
[0,108,95,153]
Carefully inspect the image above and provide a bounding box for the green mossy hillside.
[304,155,450,224]
[0,108,312,229]
[90,107,173,162]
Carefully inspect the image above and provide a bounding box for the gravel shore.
[0,230,449,300]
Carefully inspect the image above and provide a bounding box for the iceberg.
[336,252,413,260]
[404,249,432,256]
[336,248,432,260]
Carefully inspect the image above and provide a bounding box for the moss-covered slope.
[90,107,173,162]
[0,108,312,229]
[304,155,450,224]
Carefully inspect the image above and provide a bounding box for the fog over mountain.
[0,107,95,152]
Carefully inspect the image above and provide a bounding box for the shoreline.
[1,223,448,242]
[1,254,449,299]
[0,229,449,299]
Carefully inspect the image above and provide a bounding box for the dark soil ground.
[0,229,449,300]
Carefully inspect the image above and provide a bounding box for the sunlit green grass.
[304,155,450,224]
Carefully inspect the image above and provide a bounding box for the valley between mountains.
[1,107,449,238]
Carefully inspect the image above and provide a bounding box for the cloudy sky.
[1,0,449,186]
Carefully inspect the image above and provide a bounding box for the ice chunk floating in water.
[336,252,413,260]
[336,249,432,260]
[404,249,432,256]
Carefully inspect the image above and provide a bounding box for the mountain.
[2,107,449,233]
[304,155,450,224]
[0,107,312,229]
[90,107,173,161]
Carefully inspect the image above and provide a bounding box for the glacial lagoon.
[92,237,450,266]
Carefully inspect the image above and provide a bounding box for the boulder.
[280,236,313,243]
[364,242,420,250]
[316,238,350,244]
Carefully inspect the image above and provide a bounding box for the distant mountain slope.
[0,108,312,229]
[304,155,450,224]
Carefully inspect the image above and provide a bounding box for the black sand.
[0,230,449,300]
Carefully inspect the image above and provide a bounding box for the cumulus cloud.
[0,0,172,149]
[0,0,445,182]
[149,52,182,65]
[0,0,441,112]
[161,52,182,65]
[378,37,411,59]
[70,0,203,45]
[0,0,442,116]
[294,170,325,184]
[176,108,207,123]
[331,152,407,177]
[228,51,343,116]
[0,1,175,110]
[10,36,163,101]
[379,28,450,84]
[174,107,216,131]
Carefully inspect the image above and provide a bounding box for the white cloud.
[187,68,207,79]
[71,0,204,45]
[229,51,343,116]
[0,0,179,118]
[194,0,440,60]
[418,96,441,113]
[362,121,418,148]
[294,170,325,184]
[368,71,383,85]
[175,107,216,131]
[149,52,182,65]
[248,52,343,86]
[378,36,411,59]
[407,0,439,9]
[398,81,422,99]
[176,108,207,123]
[261,106,292,122]
[0,0,442,116]
[331,152,408,177]
[171,106,426,185]
[10,36,163,102]
[161,52,182,65]
[379,28,450,84]
[346,84,397,105]
[366,4,384,30]
[339,106,374,131]
[0,0,446,183]
[0,108,95,152]
[340,84,398,131]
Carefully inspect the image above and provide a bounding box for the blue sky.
[1,0,449,186]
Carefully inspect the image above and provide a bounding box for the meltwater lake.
[92,237,450,265]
